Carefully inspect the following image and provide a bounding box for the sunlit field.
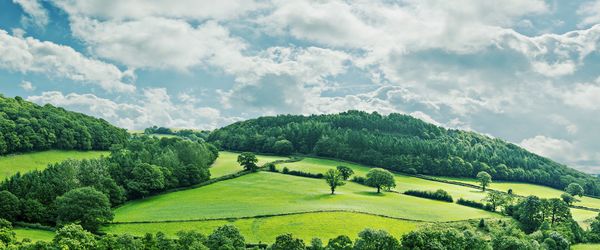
[0,150,108,180]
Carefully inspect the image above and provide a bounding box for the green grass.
[572,208,599,229]
[572,244,600,250]
[0,150,109,180]
[104,211,419,243]
[14,228,54,242]
[433,176,600,210]
[279,158,488,201]
[113,172,500,223]
[210,151,288,178]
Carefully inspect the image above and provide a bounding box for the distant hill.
[209,110,600,195]
[0,95,128,154]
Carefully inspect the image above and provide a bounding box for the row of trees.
[209,110,600,195]
[0,136,218,231]
[144,126,210,142]
[0,96,128,154]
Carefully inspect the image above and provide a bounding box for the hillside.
[0,95,128,154]
[209,110,600,195]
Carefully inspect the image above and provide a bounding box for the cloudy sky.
[1,0,600,173]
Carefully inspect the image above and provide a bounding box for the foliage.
[55,187,113,232]
[209,110,600,195]
[365,168,395,193]
[483,191,510,212]
[353,228,400,250]
[0,96,128,155]
[0,191,19,222]
[512,195,576,234]
[144,126,211,142]
[237,152,259,172]
[327,235,353,250]
[206,225,245,250]
[401,227,489,249]
[477,171,492,191]
[336,166,354,180]
[281,169,324,179]
[270,233,305,250]
[273,139,294,155]
[561,193,576,205]
[457,198,488,210]
[404,189,453,202]
[324,169,345,194]
[566,183,585,197]
[53,224,97,250]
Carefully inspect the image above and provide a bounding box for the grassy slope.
[572,244,600,250]
[0,150,108,180]
[14,228,55,242]
[104,211,419,243]
[210,152,288,178]
[113,172,499,223]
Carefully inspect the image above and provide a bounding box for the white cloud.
[27,90,237,130]
[13,0,49,27]
[19,80,35,91]
[520,135,580,164]
[0,29,135,92]
[531,60,576,77]
[578,0,600,27]
[561,82,600,110]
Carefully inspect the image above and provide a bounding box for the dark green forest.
[0,96,128,154]
[208,110,600,195]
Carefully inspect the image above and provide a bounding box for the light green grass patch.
[572,244,600,250]
[14,228,54,242]
[0,150,108,180]
[279,158,488,202]
[114,172,500,223]
[435,176,600,210]
[104,211,419,243]
[210,151,288,178]
[571,208,599,229]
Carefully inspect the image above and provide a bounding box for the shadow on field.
[354,191,385,197]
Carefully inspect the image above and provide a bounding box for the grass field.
[572,244,600,250]
[278,157,488,201]
[14,228,54,242]
[434,176,600,210]
[0,150,108,180]
[104,211,419,243]
[113,172,500,223]
[572,208,599,229]
[210,152,288,178]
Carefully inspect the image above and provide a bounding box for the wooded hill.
[0,95,128,154]
[208,110,600,196]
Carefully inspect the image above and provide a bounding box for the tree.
[544,198,571,226]
[561,193,576,205]
[327,235,353,250]
[336,166,354,180]
[513,196,545,233]
[324,169,345,194]
[476,171,492,191]
[565,183,584,197]
[273,139,294,155]
[271,233,306,250]
[55,187,114,232]
[53,224,97,250]
[126,163,165,198]
[353,229,400,250]
[176,230,208,250]
[308,238,324,250]
[206,225,245,250]
[590,213,600,240]
[237,152,258,172]
[483,191,507,212]
[365,168,396,193]
[0,191,19,222]
[0,219,15,246]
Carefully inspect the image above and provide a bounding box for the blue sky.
[1,0,600,173]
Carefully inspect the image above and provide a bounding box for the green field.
[104,211,419,243]
[279,157,488,201]
[0,150,109,180]
[434,176,600,210]
[14,228,55,242]
[113,172,499,223]
[572,208,599,229]
[210,152,288,178]
[572,244,600,250]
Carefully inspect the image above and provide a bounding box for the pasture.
[113,172,499,223]
[14,228,54,242]
[210,152,288,178]
[572,244,600,250]
[104,211,419,243]
[0,150,108,180]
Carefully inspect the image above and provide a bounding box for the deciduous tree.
[365,168,395,193]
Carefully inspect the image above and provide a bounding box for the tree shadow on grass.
[354,191,386,197]
[303,193,337,201]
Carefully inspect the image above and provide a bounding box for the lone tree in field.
[561,193,576,205]
[336,166,354,180]
[324,169,345,194]
[365,168,396,193]
[237,152,259,172]
[55,187,113,232]
[565,183,584,197]
[477,171,492,191]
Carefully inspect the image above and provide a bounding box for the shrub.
[283,170,323,179]
[266,163,278,172]
[282,167,290,174]
[404,189,453,202]
[456,198,486,210]
[351,176,366,185]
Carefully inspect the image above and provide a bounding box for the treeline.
[0,95,128,154]
[209,110,600,195]
[0,136,217,231]
[144,126,210,141]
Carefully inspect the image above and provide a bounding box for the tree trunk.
[377,186,381,193]
[331,187,335,195]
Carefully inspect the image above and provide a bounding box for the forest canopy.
[209,110,600,195]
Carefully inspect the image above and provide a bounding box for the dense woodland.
[0,96,128,154]
[0,136,217,231]
[209,110,600,195]
[144,126,210,141]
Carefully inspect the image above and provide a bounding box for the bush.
[351,176,366,184]
[456,198,486,209]
[266,163,278,172]
[282,167,290,174]
[282,169,323,179]
[405,168,418,175]
[404,189,453,202]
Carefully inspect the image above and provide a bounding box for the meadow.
[13,228,55,242]
[0,150,108,180]
[209,151,288,178]
[572,244,600,250]
[104,211,419,243]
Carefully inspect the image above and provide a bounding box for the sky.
[0,0,600,173]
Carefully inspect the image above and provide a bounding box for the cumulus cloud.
[561,81,600,110]
[520,135,576,162]
[19,80,35,91]
[13,0,48,27]
[27,90,237,130]
[0,29,135,92]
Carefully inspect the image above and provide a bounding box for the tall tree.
[55,187,113,232]
[336,166,354,180]
[544,198,571,226]
[365,168,395,193]
[324,169,345,194]
[565,183,584,197]
[0,191,19,222]
[477,171,492,191]
[237,152,259,172]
